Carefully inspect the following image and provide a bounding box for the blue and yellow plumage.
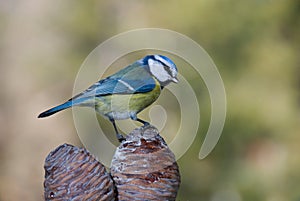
[38,55,178,141]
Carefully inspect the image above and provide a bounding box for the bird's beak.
[172,77,178,83]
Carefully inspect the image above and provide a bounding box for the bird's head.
[141,55,178,86]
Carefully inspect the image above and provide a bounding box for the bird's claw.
[143,122,150,126]
[117,133,126,142]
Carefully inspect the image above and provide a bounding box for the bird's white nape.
[148,58,170,83]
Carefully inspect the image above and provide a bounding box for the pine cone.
[110,125,181,201]
[44,143,115,201]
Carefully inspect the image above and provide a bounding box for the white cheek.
[148,59,169,82]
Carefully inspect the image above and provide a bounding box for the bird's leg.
[109,118,125,142]
[130,114,150,126]
[136,118,150,126]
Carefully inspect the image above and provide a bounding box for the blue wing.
[70,65,157,100]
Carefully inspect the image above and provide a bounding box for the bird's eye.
[163,65,173,76]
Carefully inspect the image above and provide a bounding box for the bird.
[38,55,178,142]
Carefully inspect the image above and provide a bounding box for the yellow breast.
[94,79,161,120]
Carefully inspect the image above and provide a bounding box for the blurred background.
[0,1,299,200]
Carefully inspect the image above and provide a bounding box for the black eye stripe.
[147,56,175,76]
[157,59,174,75]
[163,65,173,75]
[157,59,168,68]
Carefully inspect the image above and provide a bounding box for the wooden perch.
[44,125,181,201]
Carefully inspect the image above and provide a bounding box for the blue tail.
[38,97,92,118]
[38,101,73,118]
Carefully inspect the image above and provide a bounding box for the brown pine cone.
[44,143,115,201]
[110,125,181,201]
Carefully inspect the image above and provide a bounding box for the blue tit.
[38,55,178,142]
